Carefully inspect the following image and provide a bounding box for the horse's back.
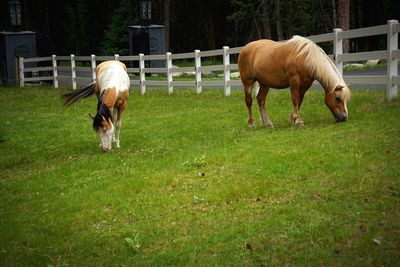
[96,61,130,94]
[239,40,276,67]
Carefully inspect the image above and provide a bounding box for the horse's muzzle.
[102,144,112,152]
[335,113,348,122]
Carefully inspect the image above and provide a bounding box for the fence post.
[195,49,202,94]
[223,46,231,96]
[114,54,119,61]
[70,54,77,90]
[139,53,146,95]
[333,28,343,76]
[19,57,24,88]
[166,52,173,94]
[387,19,398,100]
[91,54,96,83]
[52,55,58,88]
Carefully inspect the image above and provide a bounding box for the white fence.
[19,20,399,100]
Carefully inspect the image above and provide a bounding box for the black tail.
[62,82,96,107]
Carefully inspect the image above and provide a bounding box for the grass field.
[0,85,399,266]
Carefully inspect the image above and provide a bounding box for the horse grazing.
[238,35,350,127]
[63,60,130,152]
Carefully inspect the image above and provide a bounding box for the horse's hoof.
[293,120,304,127]
[261,121,274,128]
[248,121,256,128]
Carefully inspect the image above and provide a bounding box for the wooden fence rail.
[19,20,399,100]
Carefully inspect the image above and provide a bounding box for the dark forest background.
[0,0,398,56]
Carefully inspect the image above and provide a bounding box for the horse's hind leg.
[257,84,274,128]
[243,82,256,128]
[289,78,304,126]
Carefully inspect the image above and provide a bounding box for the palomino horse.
[238,35,350,127]
[63,60,130,152]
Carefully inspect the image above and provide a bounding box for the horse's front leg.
[289,78,304,126]
[112,108,121,148]
[114,120,121,148]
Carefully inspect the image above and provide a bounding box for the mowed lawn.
[0,85,399,266]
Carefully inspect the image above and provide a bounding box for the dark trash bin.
[0,31,36,85]
[129,25,165,68]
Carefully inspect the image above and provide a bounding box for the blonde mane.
[286,35,350,101]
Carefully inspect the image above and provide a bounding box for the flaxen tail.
[62,82,95,107]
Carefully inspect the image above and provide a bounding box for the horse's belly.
[256,71,289,89]
[265,79,289,89]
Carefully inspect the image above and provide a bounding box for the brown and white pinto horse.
[238,35,350,127]
[63,60,129,152]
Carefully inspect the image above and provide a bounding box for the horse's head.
[91,103,114,152]
[325,83,350,122]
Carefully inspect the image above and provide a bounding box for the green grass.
[343,63,387,72]
[0,85,399,266]
[343,61,400,72]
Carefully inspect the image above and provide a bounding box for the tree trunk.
[275,0,283,40]
[331,0,337,28]
[206,11,216,49]
[261,0,272,39]
[163,0,170,51]
[337,0,350,52]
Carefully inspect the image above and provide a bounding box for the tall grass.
[0,85,399,266]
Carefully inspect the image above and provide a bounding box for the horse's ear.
[335,84,344,91]
[89,113,95,120]
[101,115,110,124]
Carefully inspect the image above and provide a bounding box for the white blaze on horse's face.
[325,84,350,122]
[97,122,114,152]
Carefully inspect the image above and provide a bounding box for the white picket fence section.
[19,20,399,100]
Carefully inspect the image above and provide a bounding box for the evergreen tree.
[98,0,138,55]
